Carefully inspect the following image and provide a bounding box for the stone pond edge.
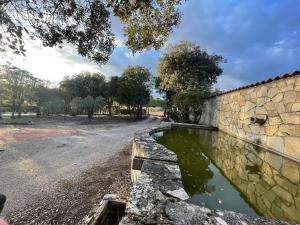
[119,122,292,225]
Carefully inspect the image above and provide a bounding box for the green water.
[154,128,300,223]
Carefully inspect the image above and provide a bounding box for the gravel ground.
[0,116,161,224]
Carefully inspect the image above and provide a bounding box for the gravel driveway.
[0,116,160,223]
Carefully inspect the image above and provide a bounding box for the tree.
[34,84,62,116]
[157,41,224,122]
[108,0,184,53]
[102,76,119,116]
[149,97,166,108]
[82,95,105,119]
[1,0,184,63]
[0,66,41,118]
[60,72,106,101]
[41,99,66,116]
[117,66,152,118]
[69,97,84,116]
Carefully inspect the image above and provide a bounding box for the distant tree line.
[0,65,152,119]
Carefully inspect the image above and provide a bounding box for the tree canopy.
[157,41,224,122]
[117,65,152,117]
[0,65,42,117]
[60,72,106,101]
[0,0,184,63]
[0,64,153,119]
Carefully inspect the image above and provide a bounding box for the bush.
[41,99,66,116]
[70,97,84,116]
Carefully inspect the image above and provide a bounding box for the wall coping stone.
[120,122,291,225]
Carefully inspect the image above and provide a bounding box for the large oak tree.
[0,0,184,63]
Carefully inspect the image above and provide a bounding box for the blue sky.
[2,0,300,91]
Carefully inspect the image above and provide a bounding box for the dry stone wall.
[209,131,300,224]
[200,75,300,159]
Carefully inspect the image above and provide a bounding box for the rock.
[280,113,300,125]
[266,136,284,153]
[283,91,297,104]
[284,137,300,158]
[268,88,279,98]
[281,159,299,184]
[278,125,300,137]
[264,152,283,170]
[272,93,284,103]
[291,103,300,112]
[265,125,279,136]
[166,188,189,200]
[268,116,282,126]
[272,186,293,204]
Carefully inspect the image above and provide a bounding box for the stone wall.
[120,124,290,225]
[200,74,300,159]
[209,131,300,223]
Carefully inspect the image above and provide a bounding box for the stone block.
[280,113,300,125]
[265,101,276,112]
[286,78,295,86]
[295,197,300,211]
[271,186,293,203]
[268,87,279,98]
[281,203,300,222]
[272,93,283,103]
[281,85,294,92]
[291,103,300,112]
[281,159,299,184]
[268,116,282,125]
[279,125,300,137]
[262,162,273,177]
[256,106,267,115]
[283,91,297,104]
[245,101,256,112]
[275,102,286,114]
[265,125,279,136]
[274,175,297,195]
[265,152,283,170]
[267,136,285,153]
[285,137,300,158]
[257,86,268,97]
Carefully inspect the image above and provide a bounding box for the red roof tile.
[209,70,300,98]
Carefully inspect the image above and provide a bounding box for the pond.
[154,127,300,224]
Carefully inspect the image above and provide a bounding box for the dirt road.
[0,116,160,224]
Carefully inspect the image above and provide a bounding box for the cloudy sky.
[1,0,300,91]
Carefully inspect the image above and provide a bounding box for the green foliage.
[60,72,106,101]
[102,76,120,116]
[82,95,105,119]
[1,0,114,64]
[157,41,224,122]
[41,99,66,116]
[1,0,184,62]
[69,97,84,116]
[117,66,152,117]
[149,97,166,108]
[108,0,184,53]
[0,66,42,117]
[34,85,62,107]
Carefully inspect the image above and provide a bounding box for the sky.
[1,0,300,91]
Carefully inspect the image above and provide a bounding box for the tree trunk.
[17,104,22,117]
[108,105,112,116]
[11,99,16,118]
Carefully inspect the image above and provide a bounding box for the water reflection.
[155,128,300,224]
